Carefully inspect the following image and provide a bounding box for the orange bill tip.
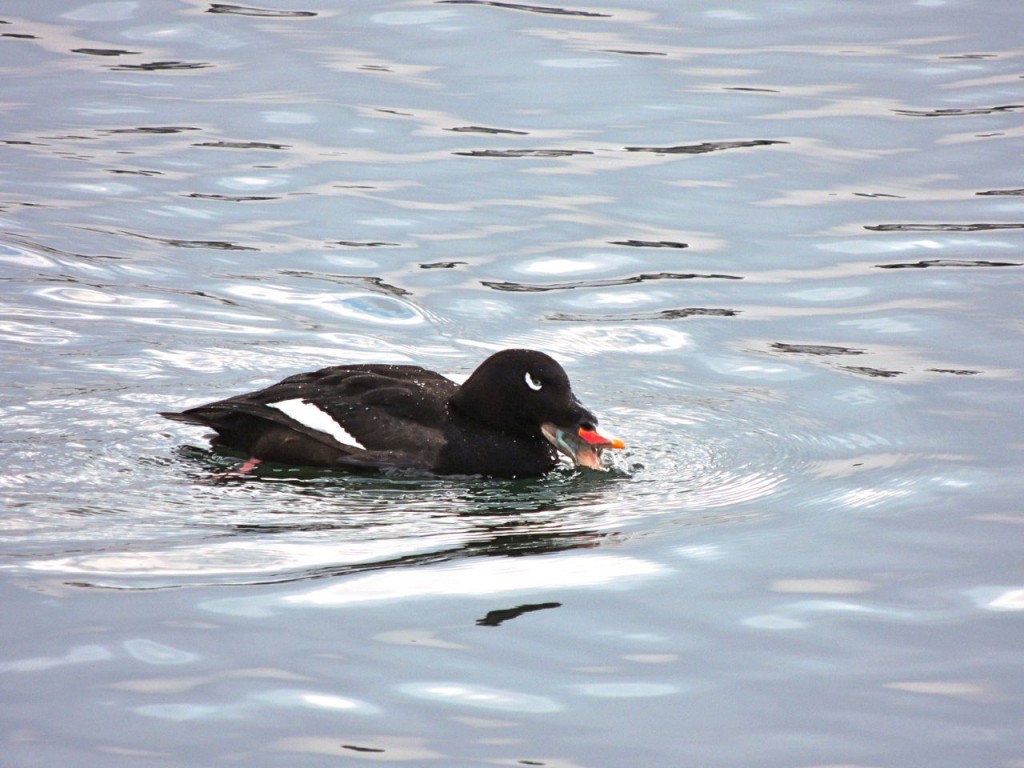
[578,427,626,450]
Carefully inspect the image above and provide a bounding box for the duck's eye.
[525,372,543,391]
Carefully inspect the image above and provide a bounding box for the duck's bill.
[541,423,626,471]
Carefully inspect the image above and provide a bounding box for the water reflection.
[0,644,113,673]
[21,468,633,589]
[400,681,560,713]
[273,737,437,761]
[122,639,198,665]
[132,686,380,722]
[437,1,611,19]
[286,553,662,607]
[573,682,677,698]
[206,5,318,19]
[477,601,561,626]
[190,552,662,617]
[967,587,1024,612]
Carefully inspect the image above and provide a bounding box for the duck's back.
[163,364,459,470]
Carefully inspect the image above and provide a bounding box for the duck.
[161,348,624,478]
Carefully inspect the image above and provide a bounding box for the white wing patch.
[268,398,366,450]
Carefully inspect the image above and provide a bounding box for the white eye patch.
[268,398,366,450]
[525,372,543,391]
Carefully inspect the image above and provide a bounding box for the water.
[2,1,1023,765]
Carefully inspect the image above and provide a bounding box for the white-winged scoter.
[161,348,624,478]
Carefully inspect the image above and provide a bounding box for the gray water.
[2,1,1023,766]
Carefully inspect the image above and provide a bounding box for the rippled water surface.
[2,1,1023,765]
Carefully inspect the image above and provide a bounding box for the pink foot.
[237,456,262,474]
[208,456,262,482]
